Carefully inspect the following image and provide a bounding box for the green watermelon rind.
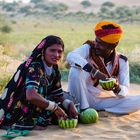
[99,78,116,89]
[69,120,73,128]
[74,119,78,127]
[58,119,78,129]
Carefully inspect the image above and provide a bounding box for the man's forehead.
[95,37,117,49]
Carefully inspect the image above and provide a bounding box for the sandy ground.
[0,82,140,140]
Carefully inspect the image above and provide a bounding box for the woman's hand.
[67,102,79,118]
[54,106,68,120]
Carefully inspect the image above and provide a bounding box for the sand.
[0,82,140,140]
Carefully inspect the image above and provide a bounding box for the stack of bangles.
[45,100,58,112]
[45,99,72,112]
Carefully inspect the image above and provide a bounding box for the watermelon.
[99,78,116,89]
[58,118,78,129]
[79,108,99,124]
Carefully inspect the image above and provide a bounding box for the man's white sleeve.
[66,44,90,68]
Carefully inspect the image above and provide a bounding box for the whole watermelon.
[79,108,99,124]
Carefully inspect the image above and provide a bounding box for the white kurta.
[66,44,140,114]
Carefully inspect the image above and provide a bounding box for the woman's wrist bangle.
[62,99,72,110]
[52,103,58,112]
[46,100,58,111]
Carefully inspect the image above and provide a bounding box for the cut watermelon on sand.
[58,118,78,129]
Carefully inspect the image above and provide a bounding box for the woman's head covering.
[94,21,123,44]
[43,35,64,50]
[25,35,64,68]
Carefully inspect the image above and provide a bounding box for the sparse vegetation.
[18,6,32,15]
[0,0,140,92]
[81,0,92,8]
[0,0,140,23]
[1,25,12,33]
[130,63,140,83]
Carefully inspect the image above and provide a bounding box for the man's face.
[94,37,118,58]
[44,44,63,66]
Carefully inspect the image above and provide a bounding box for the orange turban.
[94,21,123,44]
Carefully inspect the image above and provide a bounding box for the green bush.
[2,2,19,12]
[102,1,115,7]
[30,0,44,4]
[18,6,32,15]
[81,0,92,8]
[60,69,69,81]
[1,25,12,33]
[130,63,140,83]
[43,2,68,13]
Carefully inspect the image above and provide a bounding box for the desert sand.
[0,82,140,140]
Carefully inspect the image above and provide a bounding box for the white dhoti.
[68,67,140,114]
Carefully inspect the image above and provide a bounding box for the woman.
[0,35,78,130]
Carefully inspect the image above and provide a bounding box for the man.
[0,35,78,130]
[66,21,140,114]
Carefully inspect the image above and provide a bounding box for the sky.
[0,0,30,3]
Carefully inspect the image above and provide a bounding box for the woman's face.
[44,44,63,66]
[94,37,118,58]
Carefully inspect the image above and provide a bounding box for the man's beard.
[95,49,102,56]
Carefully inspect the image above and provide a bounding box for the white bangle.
[62,99,72,109]
[92,70,99,78]
[46,100,57,111]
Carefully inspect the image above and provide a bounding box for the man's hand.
[100,78,121,94]
[112,80,121,94]
[91,70,107,81]
[83,63,107,81]
[54,106,68,120]
[94,71,107,80]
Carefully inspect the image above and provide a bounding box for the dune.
[0,82,140,140]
